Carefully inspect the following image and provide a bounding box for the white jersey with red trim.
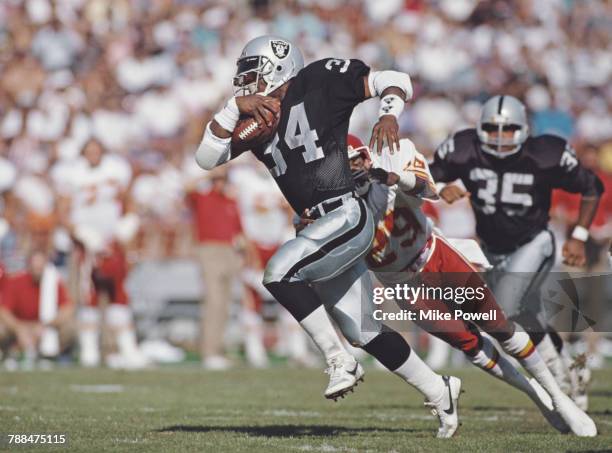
[363,139,438,282]
[63,154,132,244]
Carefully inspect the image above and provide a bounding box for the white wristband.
[571,225,589,242]
[214,97,240,132]
[378,94,404,119]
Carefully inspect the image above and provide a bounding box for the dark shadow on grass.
[360,404,424,410]
[154,424,423,438]
[586,409,611,416]
[591,390,612,398]
[471,406,526,412]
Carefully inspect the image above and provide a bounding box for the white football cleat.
[106,351,149,370]
[324,354,364,401]
[202,355,233,371]
[425,375,462,438]
[527,378,570,433]
[553,391,597,437]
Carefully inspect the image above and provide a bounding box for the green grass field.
[1,366,611,452]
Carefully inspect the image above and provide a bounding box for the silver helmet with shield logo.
[233,35,304,97]
[477,95,529,158]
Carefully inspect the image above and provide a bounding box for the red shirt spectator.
[1,272,70,321]
[552,170,612,231]
[187,181,243,243]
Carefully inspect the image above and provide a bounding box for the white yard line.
[70,384,125,393]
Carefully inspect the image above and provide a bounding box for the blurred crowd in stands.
[0,0,610,369]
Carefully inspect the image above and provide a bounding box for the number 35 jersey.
[429,129,604,253]
[251,58,370,214]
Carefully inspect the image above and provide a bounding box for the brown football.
[231,111,279,153]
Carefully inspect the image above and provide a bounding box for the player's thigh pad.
[485,230,555,317]
[314,259,381,347]
[263,197,374,285]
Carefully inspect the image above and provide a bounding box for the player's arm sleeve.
[552,144,605,197]
[367,70,413,101]
[429,135,460,183]
[195,122,233,170]
[380,141,438,200]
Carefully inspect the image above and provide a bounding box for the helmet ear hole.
[276,65,282,71]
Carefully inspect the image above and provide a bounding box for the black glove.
[368,167,390,184]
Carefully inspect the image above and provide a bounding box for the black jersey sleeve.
[546,138,605,197]
[303,59,369,114]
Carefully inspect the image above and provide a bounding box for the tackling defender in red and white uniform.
[56,139,146,369]
[328,134,596,436]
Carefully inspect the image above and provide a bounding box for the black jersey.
[430,129,604,253]
[250,58,369,213]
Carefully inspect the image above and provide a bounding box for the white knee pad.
[106,304,133,328]
[262,239,306,285]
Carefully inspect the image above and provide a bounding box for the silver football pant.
[484,230,555,319]
[313,259,381,347]
[263,197,375,285]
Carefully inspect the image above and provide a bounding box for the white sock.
[299,305,348,362]
[243,309,268,367]
[471,337,537,398]
[393,351,445,403]
[39,327,60,357]
[501,329,564,400]
[79,329,100,367]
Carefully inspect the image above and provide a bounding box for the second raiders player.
[196,35,413,400]
[429,95,604,402]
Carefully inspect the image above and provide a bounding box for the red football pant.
[246,243,278,311]
[409,234,514,356]
[90,242,129,306]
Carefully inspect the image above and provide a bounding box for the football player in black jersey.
[429,95,604,402]
[196,35,436,403]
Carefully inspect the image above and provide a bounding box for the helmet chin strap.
[262,81,275,96]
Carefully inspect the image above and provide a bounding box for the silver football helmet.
[477,95,529,158]
[234,35,304,96]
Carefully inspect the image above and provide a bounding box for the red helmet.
[347,134,370,161]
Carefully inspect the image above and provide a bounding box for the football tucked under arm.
[231,112,280,153]
[196,93,281,169]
